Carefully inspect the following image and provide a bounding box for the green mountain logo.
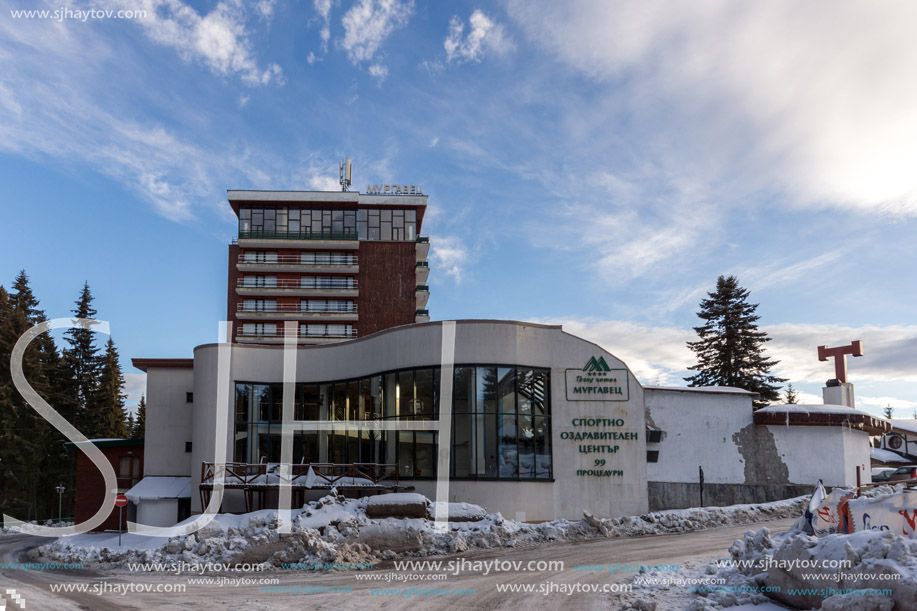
[583,356,611,372]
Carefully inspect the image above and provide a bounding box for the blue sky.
[1,0,916,417]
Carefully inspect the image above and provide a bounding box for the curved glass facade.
[233,365,552,481]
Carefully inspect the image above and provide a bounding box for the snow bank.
[36,492,809,571]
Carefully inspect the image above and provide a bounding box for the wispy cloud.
[444,10,513,64]
[340,0,413,78]
[313,0,333,53]
[429,235,470,284]
[507,0,917,215]
[109,0,284,86]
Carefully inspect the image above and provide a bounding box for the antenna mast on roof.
[339,158,352,192]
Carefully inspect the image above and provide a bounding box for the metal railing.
[236,230,359,241]
[237,278,358,290]
[237,303,357,314]
[237,326,358,339]
[238,254,358,266]
[416,236,429,244]
[416,285,430,291]
[416,261,429,268]
[416,309,429,316]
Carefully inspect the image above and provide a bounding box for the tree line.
[0,271,142,521]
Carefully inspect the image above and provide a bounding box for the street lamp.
[55,484,65,524]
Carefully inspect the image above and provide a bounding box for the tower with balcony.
[227,188,430,343]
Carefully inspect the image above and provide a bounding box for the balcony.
[416,235,430,262]
[236,303,358,321]
[236,278,359,298]
[237,254,359,274]
[415,309,430,323]
[234,230,359,250]
[415,285,430,308]
[415,260,429,284]
[236,326,358,344]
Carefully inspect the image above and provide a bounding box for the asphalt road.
[0,517,797,610]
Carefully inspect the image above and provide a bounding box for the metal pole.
[856,465,861,497]
[699,466,705,507]
[118,506,123,546]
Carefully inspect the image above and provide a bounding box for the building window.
[240,207,415,241]
[242,299,277,312]
[185,442,192,453]
[300,276,356,290]
[118,456,141,489]
[242,275,277,288]
[241,323,277,337]
[242,251,277,263]
[186,392,193,403]
[231,365,551,481]
[300,299,355,313]
[300,323,354,338]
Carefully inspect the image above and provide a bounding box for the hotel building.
[227,189,430,344]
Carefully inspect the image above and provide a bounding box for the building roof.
[132,358,194,372]
[871,447,910,464]
[754,403,891,435]
[125,476,192,502]
[644,386,757,396]
[64,438,143,449]
[889,419,917,436]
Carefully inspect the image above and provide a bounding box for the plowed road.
[0,517,795,610]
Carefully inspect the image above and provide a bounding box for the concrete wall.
[645,387,754,484]
[186,320,648,520]
[144,368,194,477]
[137,499,178,528]
[768,425,871,488]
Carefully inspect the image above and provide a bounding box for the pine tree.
[0,272,68,520]
[685,275,786,409]
[96,338,129,438]
[783,384,799,404]
[62,282,101,435]
[132,394,146,439]
[883,404,894,419]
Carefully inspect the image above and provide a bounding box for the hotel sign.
[565,356,629,401]
[365,184,424,195]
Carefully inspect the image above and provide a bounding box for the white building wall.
[136,499,178,528]
[144,368,194,477]
[645,388,754,484]
[768,425,871,487]
[185,321,648,520]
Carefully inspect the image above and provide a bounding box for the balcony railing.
[416,285,430,291]
[238,254,358,266]
[416,236,429,244]
[237,303,357,314]
[237,278,358,290]
[237,326,358,339]
[235,230,359,242]
[416,261,429,268]
[416,310,429,316]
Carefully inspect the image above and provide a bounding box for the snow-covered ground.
[33,490,808,571]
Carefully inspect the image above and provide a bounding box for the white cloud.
[368,63,389,82]
[340,0,413,64]
[429,236,469,283]
[536,317,917,391]
[429,136,439,147]
[238,94,250,107]
[123,373,147,407]
[109,0,284,86]
[444,10,512,63]
[507,0,917,215]
[314,0,333,50]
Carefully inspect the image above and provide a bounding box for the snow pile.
[428,501,488,522]
[37,491,808,571]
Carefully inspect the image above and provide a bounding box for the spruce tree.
[96,338,129,438]
[132,394,146,439]
[685,275,786,409]
[783,384,799,404]
[883,404,894,419]
[62,282,101,435]
[0,272,67,519]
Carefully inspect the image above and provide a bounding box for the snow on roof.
[871,447,911,464]
[643,386,757,395]
[756,403,876,417]
[889,419,917,435]
[125,477,192,502]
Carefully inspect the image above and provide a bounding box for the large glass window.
[232,365,551,480]
[241,206,415,241]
